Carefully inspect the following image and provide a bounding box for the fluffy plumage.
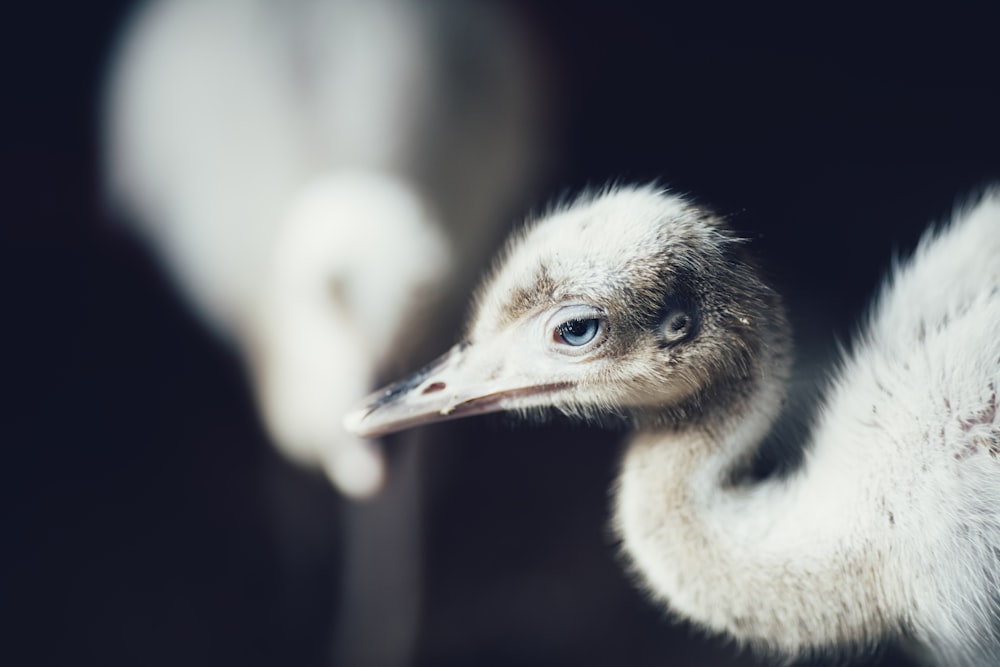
[346,184,1000,664]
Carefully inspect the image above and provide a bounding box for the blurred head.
[255,170,451,497]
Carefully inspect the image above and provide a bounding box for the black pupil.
[669,314,688,332]
[564,320,590,337]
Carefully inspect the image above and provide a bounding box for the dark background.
[6,2,999,666]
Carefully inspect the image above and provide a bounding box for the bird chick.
[347,185,1000,665]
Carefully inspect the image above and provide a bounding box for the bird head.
[345,185,789,439]
[254,170,452,497]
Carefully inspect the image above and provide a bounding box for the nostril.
[422,382,446,395]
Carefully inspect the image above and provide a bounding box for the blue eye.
[556,318,600,346]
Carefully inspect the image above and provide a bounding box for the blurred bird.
[103,0,543,497]
[348,185,1000,666]
[103,0,545,664]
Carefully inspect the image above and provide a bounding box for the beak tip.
[342,406,372,438]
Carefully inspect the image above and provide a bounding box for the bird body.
[618,190,1000,661]
[346,186,1000,664]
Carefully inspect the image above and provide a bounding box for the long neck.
[612,343,901,657]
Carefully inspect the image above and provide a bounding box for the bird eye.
[556,318,600,346]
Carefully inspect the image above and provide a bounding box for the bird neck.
[613,335,899,655]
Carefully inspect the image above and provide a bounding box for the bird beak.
[343,340,569,438]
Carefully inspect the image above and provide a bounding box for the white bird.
[103,1,543,664]
[103,0,542,498]
[346,185,1000,665]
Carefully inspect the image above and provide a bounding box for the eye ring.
[555,318,601,346]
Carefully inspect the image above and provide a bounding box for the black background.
[6,2,999,666]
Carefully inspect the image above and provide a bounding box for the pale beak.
[343,340,571,438]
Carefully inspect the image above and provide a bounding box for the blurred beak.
[343,340,569,438]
